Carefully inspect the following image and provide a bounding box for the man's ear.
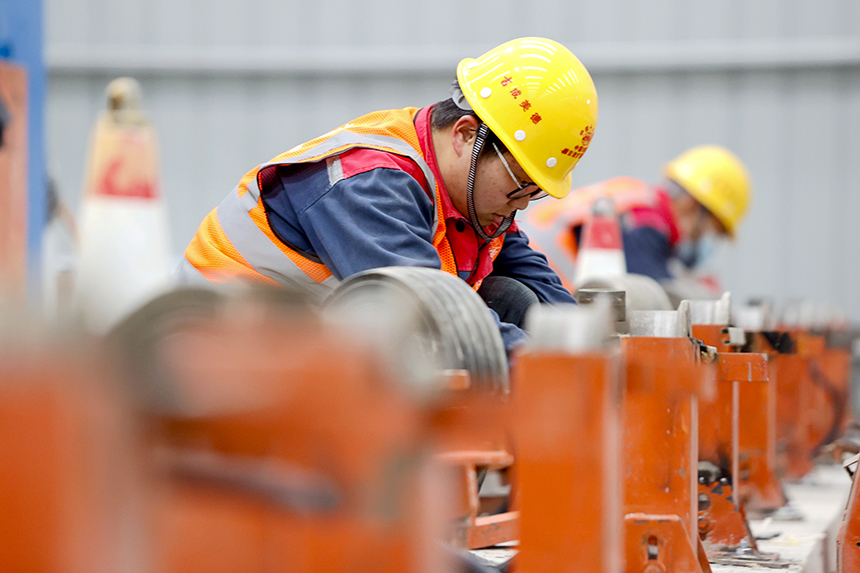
[451,115,479,158]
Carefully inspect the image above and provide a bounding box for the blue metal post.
[0,0,45,301]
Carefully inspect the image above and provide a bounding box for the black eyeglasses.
[492,142,548,201]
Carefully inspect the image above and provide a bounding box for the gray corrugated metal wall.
[44,0,860,320]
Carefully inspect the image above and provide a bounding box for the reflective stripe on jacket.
[179,108,505,296]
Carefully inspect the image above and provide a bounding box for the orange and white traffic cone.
[573,196,627,288]
[74,77,172,333]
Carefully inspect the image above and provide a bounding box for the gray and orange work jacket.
[516,177,682,289]
[178,106,574,335]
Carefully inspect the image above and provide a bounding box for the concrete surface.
[714,463,852,573]
[470,463,853,572]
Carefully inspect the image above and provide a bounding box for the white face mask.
[675,200,725,269]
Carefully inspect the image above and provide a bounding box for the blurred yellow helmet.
[456,37,598,200]
[664,145,752,237]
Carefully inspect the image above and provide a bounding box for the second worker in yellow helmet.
[177,38,598,357]
[518,145,752,294]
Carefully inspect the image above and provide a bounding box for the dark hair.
[430,96,509,160]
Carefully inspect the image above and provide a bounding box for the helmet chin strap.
[467,123,516,241]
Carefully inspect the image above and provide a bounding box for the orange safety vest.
[517,176,655,291]
[178,108,505,297]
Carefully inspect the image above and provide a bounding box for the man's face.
[675,200,729,268]
[691,206,728,243]
[675,192,727,243]
[439,115,544,228]
[464,145,538,228]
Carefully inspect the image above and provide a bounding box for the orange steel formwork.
[775,331,842,480]
[621,336,714,573]
[729,330,787,515]
[778,355,812,480]
[795,333,840,469]
[733,354,785,516]
[818,345,853,439]
[826,328,859,435]
[696,351,766,557]
[0,344,140,573]
[692,322,783,543]
[432,390,519,551]
[691,324,736,354]
[694,325,774,479]
[146,312,446,573]
[744,331,808,483]
[743,326,851,486]
[511,348,623,573]
[837,455,860,572]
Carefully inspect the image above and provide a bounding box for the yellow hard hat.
[456,37,598,200]
[664,145,752,237]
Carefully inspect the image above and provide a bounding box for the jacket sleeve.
[492,308,529,358]
[297,167,441,279]
[622,226,674,281]
[491,229,577,304]
[289,166,533,358]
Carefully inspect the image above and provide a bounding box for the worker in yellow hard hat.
[178,38,598,356]
[518,145,752,294]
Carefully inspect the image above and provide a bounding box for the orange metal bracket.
[837,455,860,572]
[696,351,768,556]
[149,315,443,573]
[734,353,786,515]
[512,350,623,573]
[434,369,521,549]
[697,479,755,552]
[0,347,137,573]
[695,325,786,516]
[739,331,800,511]
[431,386,519,551]
[435,448,519,549]
[626,513,712,573]
[621,336,713,573]
[774,331,839,480]
[818,346,852,441]
[692,324,736,354]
